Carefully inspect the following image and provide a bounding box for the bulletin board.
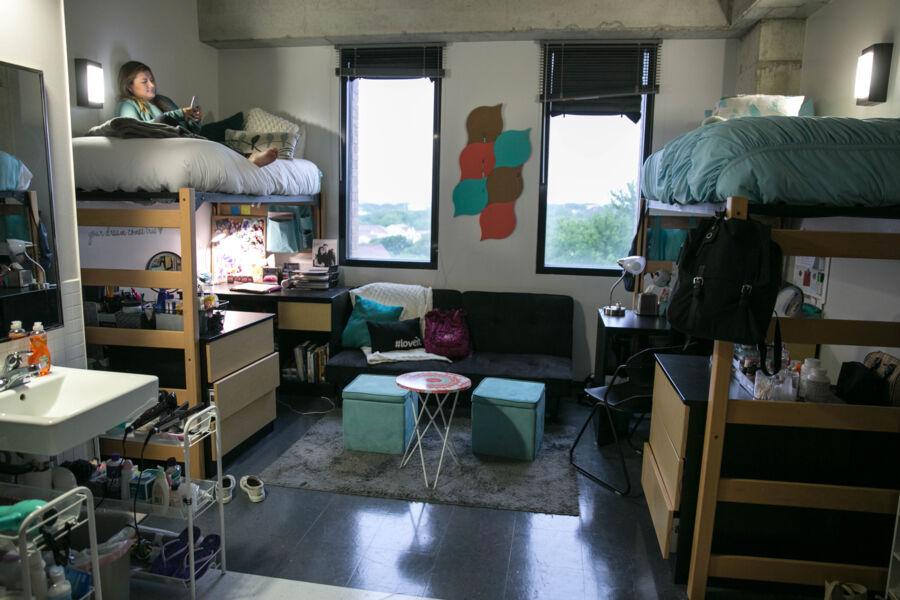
[211,216,267,283]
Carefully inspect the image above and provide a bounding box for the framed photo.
[312,239,338,267]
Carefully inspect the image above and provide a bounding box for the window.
[338,46,443,268]
[536,42,660,275]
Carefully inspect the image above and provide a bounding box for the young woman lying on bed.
[116,61,278,167]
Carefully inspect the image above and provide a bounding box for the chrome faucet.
[0,351,38,392]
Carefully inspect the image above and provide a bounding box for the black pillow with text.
[366,318,423,353]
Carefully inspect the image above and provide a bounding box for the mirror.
[0,61,62,338]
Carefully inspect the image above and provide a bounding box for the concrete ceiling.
[197,0,832,49]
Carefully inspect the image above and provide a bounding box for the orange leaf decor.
[459,142,495,180]
[479,202,517,240]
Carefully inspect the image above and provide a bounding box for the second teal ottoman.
[471,378,545,461]
[342,374,418,455]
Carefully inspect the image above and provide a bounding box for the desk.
[644,354,899,586]
[593,309,672,386]
[213,286,350,386]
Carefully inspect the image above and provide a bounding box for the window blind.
[539,41,661,122]
[336,45,445,79]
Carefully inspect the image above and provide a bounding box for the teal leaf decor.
[494,129,532,168]
[452,178,489,216]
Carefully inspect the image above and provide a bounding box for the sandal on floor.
[239,475,266,503]
[219,474,236,504]
[172,533,220,581]
[149,526,199,576]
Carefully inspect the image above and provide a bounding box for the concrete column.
[736,19,805,94]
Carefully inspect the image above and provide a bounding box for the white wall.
[1,0,85,371]
[801,0,900,373]
[802,0,900,117]
[219,39,734,377]
[64,0,219,136]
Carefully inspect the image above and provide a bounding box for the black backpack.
[667,216,784,373]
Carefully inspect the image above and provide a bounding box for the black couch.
[325,289,574,414]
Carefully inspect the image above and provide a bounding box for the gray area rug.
[261,414,580,516]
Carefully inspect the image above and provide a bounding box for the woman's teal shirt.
[115,94,200,133]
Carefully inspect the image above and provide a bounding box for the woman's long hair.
[117,60,160,115]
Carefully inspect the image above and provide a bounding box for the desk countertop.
[201,310,274,343]
[654,353,751,407]
[599,308,669,332]
[212,284,349,303]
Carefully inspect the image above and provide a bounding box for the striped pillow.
[223,129,299,160]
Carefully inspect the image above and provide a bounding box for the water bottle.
[46,565,71,600]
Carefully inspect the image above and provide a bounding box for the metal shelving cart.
[116,404,227,600]
[0,484,102,599]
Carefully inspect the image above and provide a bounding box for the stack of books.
[291,266,340,290]
[292,341,330,384]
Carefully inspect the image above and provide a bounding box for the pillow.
[367,318,423,353]
[199,112,243,143]
[341,296,403,348]
[424,308,471,359]
[223,129,299,160]
[712,95,808,119]
[244,108,307,158]
[244,107,300,134]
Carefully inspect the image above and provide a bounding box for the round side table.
[396,371,472,489]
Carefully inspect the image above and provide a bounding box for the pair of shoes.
[219,475,236,504]
[240,475,266,503]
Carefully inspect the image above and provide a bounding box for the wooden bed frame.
[75,187,322,476]
[685,197,900,598]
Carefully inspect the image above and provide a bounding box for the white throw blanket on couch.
[351,282,450,365]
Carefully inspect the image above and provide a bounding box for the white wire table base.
[400,390,462,488]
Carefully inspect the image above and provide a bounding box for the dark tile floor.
[183,392,816,600]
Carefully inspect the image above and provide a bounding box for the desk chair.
[570,344,683,496]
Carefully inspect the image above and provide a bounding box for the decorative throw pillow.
[244,107,300,134]
[712,95,810,119]
[243,108,307,158]
[223,129,299,160]
[199,112,244,143]
[424,308,472,359]
[341,296,403,348]
[367,318,423,353]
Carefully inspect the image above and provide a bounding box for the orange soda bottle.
[27,321,51,376]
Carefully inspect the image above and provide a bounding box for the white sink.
[0,366,158,455]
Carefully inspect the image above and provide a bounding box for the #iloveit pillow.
[199,112,243,143]
[223,129,299,159]
[367,318,423,353]
[341,296,403,348]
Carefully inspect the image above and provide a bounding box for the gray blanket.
[86,117,205,140]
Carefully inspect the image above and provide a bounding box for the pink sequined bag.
[424,308,471,359]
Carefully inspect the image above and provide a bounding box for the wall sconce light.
[75,58,104,108]
[855,43,893,106]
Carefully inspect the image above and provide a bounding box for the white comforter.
[73,136,321,196]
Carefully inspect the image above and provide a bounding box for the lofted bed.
[73,135,324,476]
[631,115,900,598]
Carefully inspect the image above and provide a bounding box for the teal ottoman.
[342,374,418,455]
[471,378,545,461]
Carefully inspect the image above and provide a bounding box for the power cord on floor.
[277,395,335,416]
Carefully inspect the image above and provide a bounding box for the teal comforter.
[641,116,900,206]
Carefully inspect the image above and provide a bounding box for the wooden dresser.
[201,311,279,464]
[642,354,900,587]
